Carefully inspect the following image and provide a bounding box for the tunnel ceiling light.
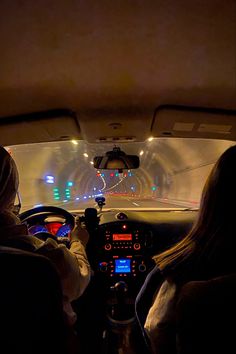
[83,153,89,158]
[148,136,154,142]
[90,161,94,165]
[71,139,78,145]
[139,150,144,156]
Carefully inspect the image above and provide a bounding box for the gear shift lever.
[110,281,130,321]
[113,281,128,303]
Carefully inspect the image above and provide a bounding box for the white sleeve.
[35,238,91,301]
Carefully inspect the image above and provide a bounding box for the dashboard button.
[105,243,112,251]
[100,265,108,272]
[138,264,147,272]
[134,243,141,250]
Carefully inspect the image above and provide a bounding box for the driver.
[0,146,91,326]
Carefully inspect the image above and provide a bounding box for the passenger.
[0,146,91,326]
[136,144,236,354]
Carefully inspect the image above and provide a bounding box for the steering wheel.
[19,206,75,242]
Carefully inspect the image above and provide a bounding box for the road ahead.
[57,195,193,211]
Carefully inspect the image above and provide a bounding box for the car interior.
[0,1,236,353]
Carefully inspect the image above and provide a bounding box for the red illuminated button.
[134,243,141,250]
[105,243,112,251]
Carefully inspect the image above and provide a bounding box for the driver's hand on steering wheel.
[70,217,89,247]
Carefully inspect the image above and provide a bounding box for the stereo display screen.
[114,259,131,273]
[113,234,132,241]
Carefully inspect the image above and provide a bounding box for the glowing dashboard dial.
[28,223,71,237]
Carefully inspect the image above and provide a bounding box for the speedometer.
[56,224,71,237]
[28,225,48,235]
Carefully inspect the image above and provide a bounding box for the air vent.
[116,212,128,220]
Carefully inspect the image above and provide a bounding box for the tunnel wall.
[166,164,214,206]
[159,139,236,207]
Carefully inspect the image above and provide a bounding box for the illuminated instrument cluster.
[28,222,71,237]
[97,222,153,279]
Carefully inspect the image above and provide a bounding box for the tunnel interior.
[9,138,235,211]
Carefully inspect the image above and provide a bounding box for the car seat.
[176,274,236,354]
[0,246,69,354]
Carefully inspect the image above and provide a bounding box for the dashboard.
[87,220,154,293]
[26,208,197,294]
[79,210,197,295]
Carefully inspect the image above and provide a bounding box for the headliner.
[0,0,235,120]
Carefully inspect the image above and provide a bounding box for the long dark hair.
[153,144,236,281]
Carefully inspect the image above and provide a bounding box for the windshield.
[7,138,235,212]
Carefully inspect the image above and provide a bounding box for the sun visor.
[152,106,236,141]
[0,109,81,146]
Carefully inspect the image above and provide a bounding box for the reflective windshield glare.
[7,138,235,212]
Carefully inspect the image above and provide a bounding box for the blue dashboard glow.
[115,259,131,273]
[28,225,48,235]
[56,224,71,237]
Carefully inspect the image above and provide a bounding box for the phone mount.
[95,196,106,212]
[79,207,100,230]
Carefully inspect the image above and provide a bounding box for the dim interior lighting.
[83,153,89,158]
[139,150,144,156]
[71,140,78,145]
[148,136,154,142]
[90,161,94,165]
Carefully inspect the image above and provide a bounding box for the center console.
[76,218,154,354]
[93,222,153,291]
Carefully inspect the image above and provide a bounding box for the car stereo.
[104,228,142,251]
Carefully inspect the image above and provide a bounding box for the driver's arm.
[34,227,91,302]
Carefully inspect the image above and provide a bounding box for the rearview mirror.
[93,147,140,171]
